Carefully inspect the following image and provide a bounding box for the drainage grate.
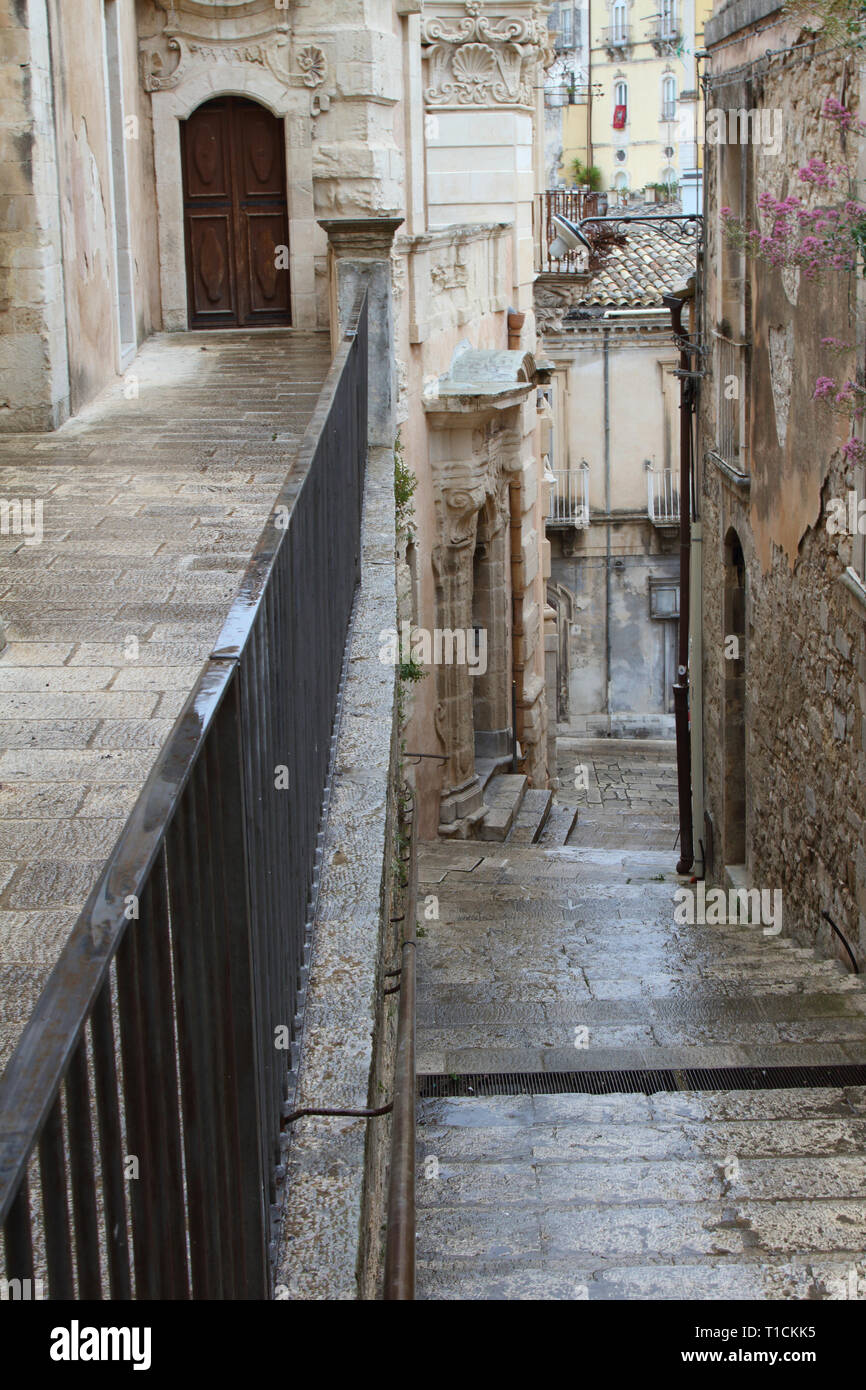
[418,1064,866,1099]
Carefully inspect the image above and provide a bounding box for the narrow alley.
[415,741,866,1300]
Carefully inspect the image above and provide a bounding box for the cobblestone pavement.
[415,739,866,1300]
[556,736,680,852]
[0,330,330,1069]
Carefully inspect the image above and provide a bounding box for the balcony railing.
[547,466,590,528]
[647,465,680,525]
[649,17,681,49]
[538,189,605,273]
[0,289,370,1299]
[602,25,632,51]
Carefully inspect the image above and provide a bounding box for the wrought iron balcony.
[602,24,632,53]
[648,17,681,51]
[646,465,680,526]
[538,189,606,273]
[547,466,590,529]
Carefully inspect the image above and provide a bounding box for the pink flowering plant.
[720,166,866,279]
[720,98,866,278]
[810,339,866,461]
[720,97,866,462]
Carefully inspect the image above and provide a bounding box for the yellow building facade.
[554,0,712,194]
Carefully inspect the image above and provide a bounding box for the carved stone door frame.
[149,66,317,332]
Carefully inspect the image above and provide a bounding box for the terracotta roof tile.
[576,223,697,309]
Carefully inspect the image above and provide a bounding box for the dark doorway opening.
[181,96,291,330]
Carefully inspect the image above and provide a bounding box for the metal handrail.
[0,282,371,1299]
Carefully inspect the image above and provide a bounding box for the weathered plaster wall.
[551,527,678,728]
[700,36,866,968]
[540,318,680,730]
[543,322,679,510]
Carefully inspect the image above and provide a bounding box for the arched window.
[612,1,627,42]
[661,75,677,122]
[613,171,629,190]
[613,80,628,128]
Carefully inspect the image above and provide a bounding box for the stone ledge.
[276,441,399,1300]
[840,565,866,614]
[705,0,784,47]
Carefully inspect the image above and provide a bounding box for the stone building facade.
[698,0,866,967]
[1,0,554,838]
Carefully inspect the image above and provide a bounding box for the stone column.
[318,217,404,447]
[432,485,487,833]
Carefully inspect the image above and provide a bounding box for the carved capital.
[421,2,555,109]
[442,485,487,548]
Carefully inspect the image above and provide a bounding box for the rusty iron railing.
[0,288,370,1300]
[538,189,604,274]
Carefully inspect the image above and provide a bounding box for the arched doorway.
[180,96,291,329]
[723,528,747,866]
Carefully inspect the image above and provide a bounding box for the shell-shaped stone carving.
[451,42,497,85]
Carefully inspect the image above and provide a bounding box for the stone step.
[415,1088,866,1298]
[474,755,514,793]
[475,774,528,842]
[508,789,553,844]
[416,1258,866,1302]
[416,1041,866,1075]
[537,802,580,847]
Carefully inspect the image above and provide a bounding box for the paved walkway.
[0,329,330,1070]
[415,740,866,1300]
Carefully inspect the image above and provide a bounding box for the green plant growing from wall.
[782,0,866,48]
[394,431,417,545]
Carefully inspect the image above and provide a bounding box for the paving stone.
[416,739,866,1300]
[0,329,330,1063]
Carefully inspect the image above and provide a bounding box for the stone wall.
[1,0,161,430]
[699,26,866,968]
[0,0,69,430]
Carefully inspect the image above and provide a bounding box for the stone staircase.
[414,830,866,1300]
[417,1085,866,1300]
[474,769,578,846]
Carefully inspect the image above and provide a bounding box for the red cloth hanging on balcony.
[613,104,627,129]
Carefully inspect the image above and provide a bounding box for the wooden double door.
[181,96,291,329]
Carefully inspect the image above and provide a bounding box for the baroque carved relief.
[297,45,327,88]
[421,1,554,109]
[141,29,294,92]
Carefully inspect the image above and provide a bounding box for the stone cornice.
[395,220,512,253]
[318,218,405,258]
